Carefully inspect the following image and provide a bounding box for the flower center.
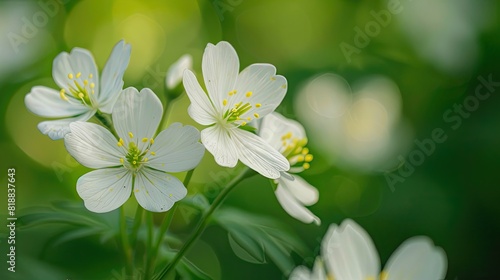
[281,132,313,172]
[116,133,156,171]
[59,72,96,107]
[221,90,262,127]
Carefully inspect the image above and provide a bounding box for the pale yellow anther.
[241,122,247,126]
[128,132,134,138]
[281,84,287,89]
[254,113,260,118]
[282,141,287,146]
[88,73,93,79]
[144,157,148,162]
[142,138,148,142]
[303,163,310,170]
[255,103,262,108]
[281,132,292,140]
[150,151,156,156]
[133,160,137,165]
[232,108,237,113]
[78,93,84,99]
[223,99,228,106]
[305,154,313,162]
[120,158,124,164]
[83,80,88,85]
[302,148,309,155]
[246,117,252,121]
[76,72,81,78]
[90,83,95,88]
[59,89,68,101]
[169,193,173,197]
[91,90,95,94]
[229,90,237,96]
[245,91,253,97]
[150,138,154,144]
[117,139,123,147]
[235,102,242,108]
[68,73,73,79]
[134,189,139,193]
[296,155,305,162]
[270,76,276,81]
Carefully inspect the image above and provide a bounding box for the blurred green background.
[1,0,499,279]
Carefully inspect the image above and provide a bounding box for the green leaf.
[213,207,308,275]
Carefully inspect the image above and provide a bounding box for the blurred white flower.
[183,41,289,179]
[290,219,447,280]
[259,112,320,225]
[25,40,131,140]
[395,0,492,75]
[166,54,192,90]
[295,74,411,172]
[289,257,326,280]
[64,87,204,213]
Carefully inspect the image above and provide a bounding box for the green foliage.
[213,207,308,275]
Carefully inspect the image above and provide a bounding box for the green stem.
[129,205,144,247]
[120,206,134,276]
[95,111,118,137]
[154,167,253,280]
[146,169,195,278]
[157,99,175,134]
[144,212,155,279]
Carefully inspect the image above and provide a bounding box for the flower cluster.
[25,40,319,221]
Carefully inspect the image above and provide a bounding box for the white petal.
[321,219,380,280]
[147,123,205,172]
[183,70,217,125]
[277,174,318,206]
[134,168,187,212]
[202,41,239,112]
[166,54,192,90]
[289,266,312,280]
[25,86,88,118]
[76,168,132,213]
[52,47,99,100]
[275,177,320,225]
[259,112,306,152]
[201,125,238,168]
[385,236,447,280]
[99,40,132,113]
[234,63,287,120]
[112,87,162,151]
[37,110,95,140]
[231,128,290,179]
[64,121,122,168]
[311,257,327,280]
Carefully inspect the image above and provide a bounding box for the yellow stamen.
[228,90,237,96]
[150,138,154,144]
[150,151,156,156]
[120,158,124,164]
[68,73,73,79]
[143,157,148,162]
[303,163,310,170]
[223,99,228,106]
[255,103,261,108]
[305,154,313,162]
[88,73,93,79]
[296,155,305,162]
[270,76,276,81]
[253,113,260,118]
[142,138,148,143]
[128,132,134,138]
[281,84,287,89]
[83,80,88,85]
[90,83,95,88]
[132,160,137,165]
[76,72,81,78]
[59,89,68,101]
[246,117,252,121]
[117,138,124,147]
[245,91,253,97]
[78,93,84,99]
[91,90,95,94]
[302,148,309,155]
[241,122,247,126]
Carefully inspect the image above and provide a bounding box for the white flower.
[64,87,205,213]
[289,258,326,280]
[166,54,192,90]
[259,112,320,225]
[25,40,131,140]
[183,41,289,179]
[318,219,448,280]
